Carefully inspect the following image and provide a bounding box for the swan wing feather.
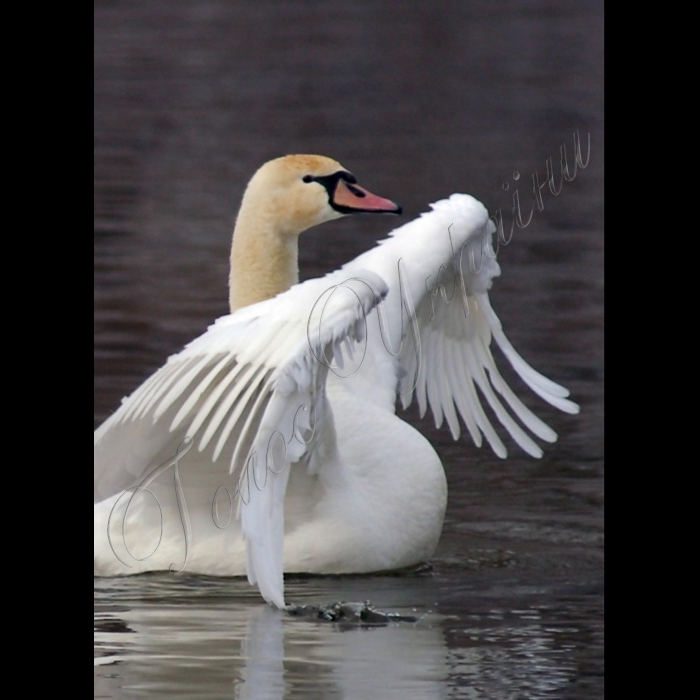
[94,269,388,607]
[344,193,579,458]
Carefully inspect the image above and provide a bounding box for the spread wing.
[94,270,388,607]
[344,193,579,458]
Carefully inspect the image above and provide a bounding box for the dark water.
[94,1,603,697]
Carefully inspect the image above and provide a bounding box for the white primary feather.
[344,194,578,455]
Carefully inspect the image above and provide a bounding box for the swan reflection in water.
[94,575,578,699]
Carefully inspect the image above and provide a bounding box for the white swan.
[94,154,578,608]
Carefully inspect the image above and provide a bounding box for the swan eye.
[302,175,314,183]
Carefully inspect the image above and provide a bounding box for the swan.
[94,154,579,609]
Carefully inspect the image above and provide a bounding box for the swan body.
[94,155,578,608]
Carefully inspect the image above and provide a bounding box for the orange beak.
[331,178,402,215]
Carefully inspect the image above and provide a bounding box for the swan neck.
[228,208,300,312]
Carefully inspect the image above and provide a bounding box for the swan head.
[239,154,402,237]
[229,155,401,311]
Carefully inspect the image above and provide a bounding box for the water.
[94,1,603,697]
[95,573,601,699]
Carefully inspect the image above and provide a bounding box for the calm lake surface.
[94,1,603,697]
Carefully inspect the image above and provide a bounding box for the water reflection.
[95,574,597,699]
